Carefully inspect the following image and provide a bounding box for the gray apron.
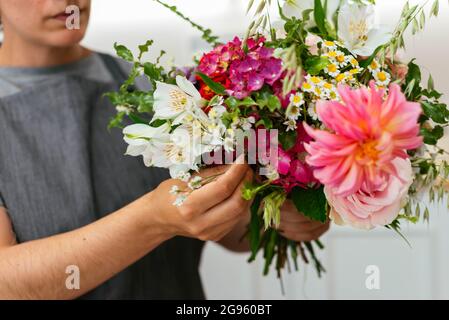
[0,54,205,299]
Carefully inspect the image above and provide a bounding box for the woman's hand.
[278,200,330,242]
[146,162,254,242]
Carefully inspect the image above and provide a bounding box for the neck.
[0,36,91,68]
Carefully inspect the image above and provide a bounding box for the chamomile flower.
[322,40,338,51]
[348,67,364,76]
[325,50,349,67]
[349,57,360,68]
[307,103,319,121]
[373,70,391,87]
[306,75,324,86]
[367,59,380,73]
[335,51,350,67]
[321,82,337,99]
[302,81,314,93]
[286,103,302,121]
[324,63,340,77]
[289,92,305,107]
[284,119,297,132]
[335,73,347,83]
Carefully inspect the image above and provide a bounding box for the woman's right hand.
[143,162,253,242]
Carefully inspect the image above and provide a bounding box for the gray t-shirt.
[0,53,114,99]
[0,53,205,299]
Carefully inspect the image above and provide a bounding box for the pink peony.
[304,82,422,197]
[325,157,413,229]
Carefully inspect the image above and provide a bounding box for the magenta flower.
[277,147,292,175]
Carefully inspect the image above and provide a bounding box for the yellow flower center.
[336,74,346,82]
[324,41,335,47]
[327,64,338,73]
[292,95,302,104]
[327,51,338,58]
[336,55,346,63]
[370,60,379,70]
[376,71,387,82]
[310,76,322,84]
[351,58,359,66]
[323,82,333,90]
[357,140,379,162]
[302,82,312,90]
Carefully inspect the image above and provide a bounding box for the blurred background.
[83,0,449,299]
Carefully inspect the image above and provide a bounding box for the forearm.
[0,195,170,299]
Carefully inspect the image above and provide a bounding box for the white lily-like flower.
[337,3,391,56]
[123,123,170,167]
[153,75,204,122]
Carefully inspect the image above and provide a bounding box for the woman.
[0,0,330,299]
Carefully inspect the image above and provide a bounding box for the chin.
[45,29,87,48]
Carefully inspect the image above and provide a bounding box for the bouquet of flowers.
[107,0,449,277]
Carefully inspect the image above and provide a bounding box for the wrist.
[134,191,175,242]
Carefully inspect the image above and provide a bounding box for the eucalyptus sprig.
[153,0,220,46]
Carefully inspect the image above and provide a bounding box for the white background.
[83,0,449,299]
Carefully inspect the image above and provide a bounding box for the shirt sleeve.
[0,191,5,207]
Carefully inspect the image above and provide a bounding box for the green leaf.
[279,130,298,151]
[108,111,126,130]
[290,186,328,223]
[256,117,273,129]
[420,125,444,145]
[248,194,263,262]
[314,0,327,36]
[305,56,330,75]
[421,101,449,124]
[196,72,226,95]
[143,62,163,82]
[263,229,278,275]
[114,43,134,62]
[267,95,281,112]
[138,40,154,60]
[427,74,434,91]
[360,46,382,68]
[404,59,422,99]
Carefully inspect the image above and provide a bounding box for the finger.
[205,215,246,242]
[182,161,250,215]
[196,169,253,228]
[278,220,322,233]
[281,210,315,223]
[281,223,330,242]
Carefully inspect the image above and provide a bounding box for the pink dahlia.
[325,157,413,229]
[304,82,422,197]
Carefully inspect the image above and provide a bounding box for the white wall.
[83,0,449,299]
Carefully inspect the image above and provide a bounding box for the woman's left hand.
[278,200,330,242]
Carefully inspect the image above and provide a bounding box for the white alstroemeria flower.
[337,3,391,56]
[282,0,340,29]
[153,75,204,122]
[123,123,170,167]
